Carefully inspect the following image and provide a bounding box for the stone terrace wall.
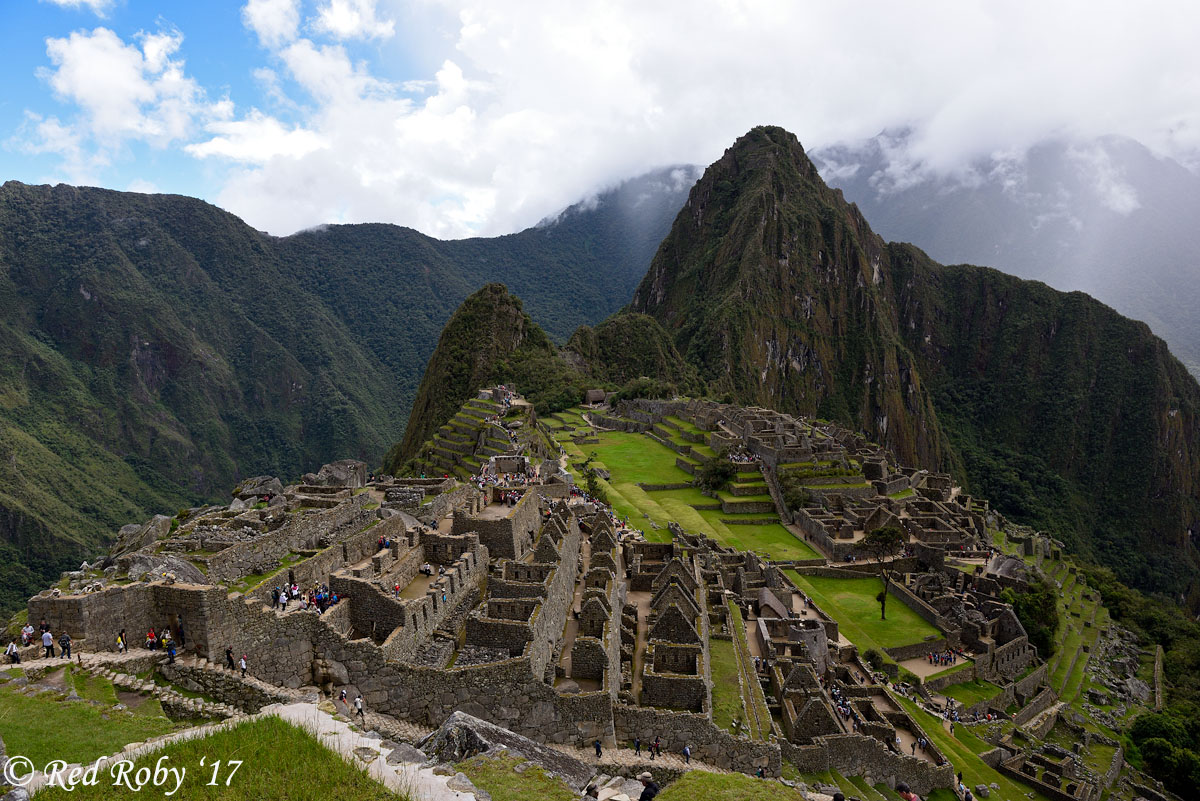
[246,522,388,607]
[1013,687,1058,727]
[29,583,153,648]
[886,581,951,632]
[612,704,779,774]
[330,574,409,642]
[779,734,954,796]
[1014,663,1049,701]
[159,663,296,713]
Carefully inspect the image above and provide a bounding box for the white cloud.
[242,0,301,48]
[22,0,1200,238]
[40,27,206,147]
[312,0,395,41]
[186,111,326,163]
[1067,144,1142,215]
[39,0,114,16]
[126,178,160,193]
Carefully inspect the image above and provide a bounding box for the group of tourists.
[582,771,659,800]
[142,626,182,662]
[926,648,964,667]
[273,583,340,613]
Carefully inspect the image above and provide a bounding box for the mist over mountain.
[814,131,1200,377]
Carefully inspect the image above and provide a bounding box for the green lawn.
[564,425,820,560]
[0,667,188,768]
[36,714,406,801]
[709,638,746,733]
[656,770,806,801]
[941,678,1002,708]
[784,572,939,652]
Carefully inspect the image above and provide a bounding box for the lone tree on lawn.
[860,525,905,620]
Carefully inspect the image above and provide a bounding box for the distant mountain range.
[813,131,1200,378]
[0,167,697,612]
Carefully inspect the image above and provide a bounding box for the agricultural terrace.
[548,412,821,561]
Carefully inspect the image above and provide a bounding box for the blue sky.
[3,1,1199,238]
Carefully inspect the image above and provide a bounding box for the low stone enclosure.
[25,395,1073,794]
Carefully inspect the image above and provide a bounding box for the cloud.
[39,0,113,16]
[186,111,326,163]
[242,0,301,48]
[1067,144,1141,215]
[22,0,1200,237]
[312,0,395,40]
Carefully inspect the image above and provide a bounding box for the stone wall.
[1014,663,1049,702]
[779,734,954,796]
[159,662,296,713]
[885,581,950,632]
[612,704,778,775]
[1014,687,1058,727]
[570,636,608,680]
[452,491,541,560]
[204,496,374,581]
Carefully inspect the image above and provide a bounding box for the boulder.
[385,743,428,765]
[123,554,207,585]
[446,772,490,800]
[112,515,174,555]
[975,785,990,798]
[233,475,285,500]
[304,460,368,488]
[417,711,592,790]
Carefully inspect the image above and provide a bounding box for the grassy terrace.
[783,571,939,653]
[893,693,1051,801]
[727,602,771,740]
[560,423,820,560]
[657,770,807,800]
[457,753,575,801]
[708,637,746,734]
[37,715,404,801]
[941,677,1002,708]
[0,667,189,768]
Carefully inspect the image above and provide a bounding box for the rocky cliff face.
[631,126,1200,594]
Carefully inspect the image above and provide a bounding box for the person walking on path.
[6,639,19,664]
[594,739,602,758]
[682,745,691,764]
[239,654,247,677]
[653,736,661,758]
[225,647,235,670]
[166,639,176,664]
[634,737,641,756]
[59,632,71,659]
[42,629,54,658]
[354,695,365,720]
[117,629,126,653]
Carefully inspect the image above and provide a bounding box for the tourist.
[166,639,176,664]
[895,782,921,801]
[6,638,20,664]
[634,736,641,756]
[239,653,247,677]
[59,631,72,659]
[225,647,235,670]
[42,628,54,658]
[177,621,186,648]
[682,744,691,764]
[653,735,661,758]
[117,629,126,653]
[39,618,50,635]
[637,772,660,800]
[354,694,365,720]
[339,688,347,706]
[594,739,602,758]
[21,621,34,646]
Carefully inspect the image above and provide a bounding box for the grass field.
[941,678,1002,708]
[656,770,806,801]
[563,426,820,560]
[784,572,939,653]
[36,715,405,801]
[709,638,746,734]
[0,667,188,767]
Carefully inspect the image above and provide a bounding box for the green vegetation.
[708,638,746,733]
[0,667,185,767]
[36,714,407,801]
[455,753,576,801]
[1002,575,1060,658]
[784,571,938,652]
[696,449,737,493]
[941,678,1002,708]
[656,770,806,800]
[726,602,770,740]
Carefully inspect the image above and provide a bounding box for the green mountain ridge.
[0,171,692,613]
